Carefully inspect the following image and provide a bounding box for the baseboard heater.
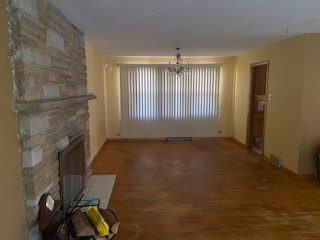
[165,137,192,142]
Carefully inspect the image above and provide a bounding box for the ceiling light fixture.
[167,48,189,77]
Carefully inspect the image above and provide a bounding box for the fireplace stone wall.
[6,0,95,238]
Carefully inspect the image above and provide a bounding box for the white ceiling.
[48,0,320,57]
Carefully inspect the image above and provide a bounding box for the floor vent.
[270,154,281,168]
[165,137,192,142]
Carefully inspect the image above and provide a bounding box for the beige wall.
[0,2,27,238]
[104,56,236,139]
[103,58,121,138]
[299,34,320,173]
[234,34,320,174]
[86,41,107,162]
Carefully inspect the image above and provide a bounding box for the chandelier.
[167,48,190,77]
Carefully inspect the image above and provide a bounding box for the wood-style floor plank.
[92,140,320,240]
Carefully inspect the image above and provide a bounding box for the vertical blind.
[120,64,220,138]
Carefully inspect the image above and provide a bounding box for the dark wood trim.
[106,138,165,142]
[250,60,269,67]
[246,65,254,147]
[106,137,233,142]
[192,137,233,141]
[246,61,269,156]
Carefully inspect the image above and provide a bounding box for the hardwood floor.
[92,140,320,240]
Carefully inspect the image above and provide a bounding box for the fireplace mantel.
[14,94,96,114]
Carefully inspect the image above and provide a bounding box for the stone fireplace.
[6,0,95,238]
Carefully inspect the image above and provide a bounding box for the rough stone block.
[46,28,65,51]
[25,205,39,228]
[56,136,69,151]
[20,114,50,136]
[15,45,51,67]
[43,84,60,98]
[76,108,85,116]
[23,74,36,93]
[28,225,42,240]
[11,0,38,19]
[21,134,45,149]
[77,85,87,95]
[66,115,77,125]
[21,146,43,168]
[49,72,56,81]
[25,183,53,207]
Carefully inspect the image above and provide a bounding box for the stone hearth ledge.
[13,94,97,113]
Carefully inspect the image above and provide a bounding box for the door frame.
[246,61,269,155]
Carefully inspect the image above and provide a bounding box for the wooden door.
[247,62,268,154]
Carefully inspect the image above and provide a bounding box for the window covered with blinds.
[120,64,220,138]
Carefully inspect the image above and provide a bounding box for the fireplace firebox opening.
[59,135,86,215]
